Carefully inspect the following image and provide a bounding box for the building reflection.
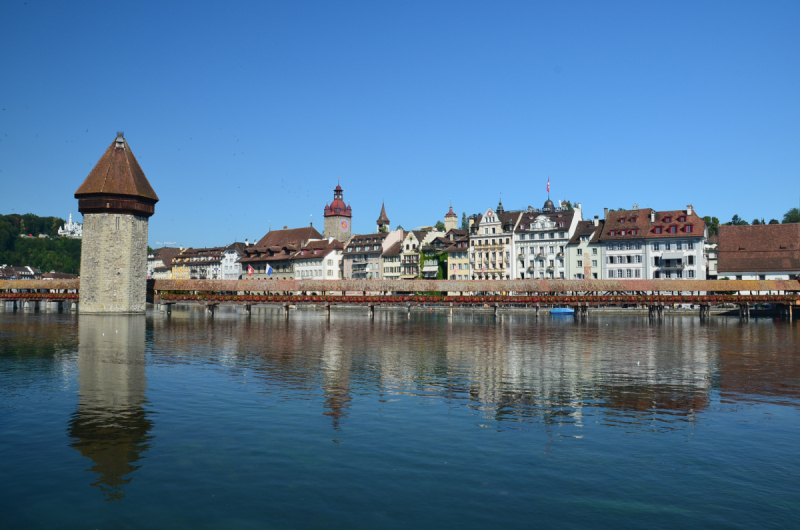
[68,315,152,501]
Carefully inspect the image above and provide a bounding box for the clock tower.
[323,181,352,243]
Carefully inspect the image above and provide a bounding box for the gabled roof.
[516,211,574,233]
[253,226,322,250]
[567,221,601,245]
[718,224,800,272]
[75,134,158,201]
[293,239,343,261]
[224,242,249,255]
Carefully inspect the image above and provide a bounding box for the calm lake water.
[1,308,799,529]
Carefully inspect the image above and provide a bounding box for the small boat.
[550,308,575,315]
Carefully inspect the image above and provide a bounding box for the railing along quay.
[1,279,798,320]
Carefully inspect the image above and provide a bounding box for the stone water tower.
[75,133,158,313]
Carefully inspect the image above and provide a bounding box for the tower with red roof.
[323,181,352,243]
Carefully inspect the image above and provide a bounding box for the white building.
[468,200,521,280]
[222,242,249,280]
[57,212,83,239]
[600,205,707,280]
[293,238,344,279]
[513,200,582,279]
[565,217,604,279]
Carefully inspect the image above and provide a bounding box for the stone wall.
[79,213,148,313]
[324,216,351,243]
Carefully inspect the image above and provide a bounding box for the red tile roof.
[600,208,705,240]
[253,226,322,250]
[718,224,800,273]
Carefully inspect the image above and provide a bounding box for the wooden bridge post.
[206,304,216,318]
[284,303,289,320]
[535,304,539,318]
[369,304,374,319]
[449,302,453,318]
[494,304,498,318]
[245,304,251,317]
[407,303,411,318]
[326,303,331,320]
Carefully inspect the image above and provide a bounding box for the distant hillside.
[0,213,82,274]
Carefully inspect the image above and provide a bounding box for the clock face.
[340,219,349,230]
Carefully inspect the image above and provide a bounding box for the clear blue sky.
[1,0,798,247]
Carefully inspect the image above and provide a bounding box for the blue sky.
[1,0,798,247]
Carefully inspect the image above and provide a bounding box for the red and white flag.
[547,178,550,193]
[248,265,254,277]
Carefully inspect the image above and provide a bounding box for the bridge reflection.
[68,315,152,501]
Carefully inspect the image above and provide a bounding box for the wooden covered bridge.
[1,279,798,320]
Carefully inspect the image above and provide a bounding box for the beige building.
[469,201,521,280]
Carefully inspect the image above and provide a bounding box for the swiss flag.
[248,265,254,277]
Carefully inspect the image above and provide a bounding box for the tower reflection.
[68,315,152,501]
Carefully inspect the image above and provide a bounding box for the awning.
[661,252,683,260]
[422,264,439,272]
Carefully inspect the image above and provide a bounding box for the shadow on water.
[67,315,153,501]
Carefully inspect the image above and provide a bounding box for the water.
[1,308,799,529]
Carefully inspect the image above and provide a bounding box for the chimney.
[283,225,287,230]
[180,245,184,251]
[604,208,608,219]
[593,215,599,227]
[632,203,639,210]
[650,210,656,222]
[245,238,249,246]
[576,203,582,211]
[687,204,693,216]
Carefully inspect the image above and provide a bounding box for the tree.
[782,208,800,224]
[752,219,760,225]
[396,224,404,231]
[562,200,573,211]
[461,213,468,231]
[703,216,720,236]
[730,214,749,226]
[769,219,779,225]
[434,220,446,232]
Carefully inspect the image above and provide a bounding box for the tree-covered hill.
[0,214,82,274]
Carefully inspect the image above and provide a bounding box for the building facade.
[717,224,800,280]
[239,226,322,280]
[513,200,581,279]
[565,218,604,279]
[171,247,225,280]
[221,242,248,280]
[599,205,706,279]
[294,238,344,280]
[469,201,521,280]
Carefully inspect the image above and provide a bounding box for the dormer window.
[654,227,662,234]
[663,216,671,223]
[685,225,693,233]
[609,230,616,236]
[678,216,686,222]
[620,230,626,236]
[619,218,625,223]
[631,217,637,223]
[631,229,638,236]
[668,226,677,233]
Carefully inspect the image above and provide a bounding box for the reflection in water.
[68,315,152,501]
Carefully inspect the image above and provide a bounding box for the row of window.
[517,231,567,240]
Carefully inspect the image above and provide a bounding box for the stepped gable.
[718,224,800,272]
[75,133,158,217]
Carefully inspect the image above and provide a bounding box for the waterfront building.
[57,212,83,239]
[343,229,404,279]
[444,203,458,232]
[147,247,181,279]
[444,236,471,280]
[400,230,444,279]
[565,217,604,279]
[221,242,248,280]
[239,226,323,280]
[294,238,344,279]
[717,224,800,280]
[705,234,719,279]
[469,200,521,280]
[323,183,352,243]
[513,200,582,279]
[74,133,158,313]
[420,235,452,279]
[600,205,706,279]
[171,247,225,280]
[381,241,403,280]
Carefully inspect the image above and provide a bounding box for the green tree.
[396,224,404,231]
[782,208,800,224]
[769,219,779,225]
[461,212,468,231]
[702,216,720,236]
[434,220,446,232]
[752,219,760,225]
[729,214,749,226]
